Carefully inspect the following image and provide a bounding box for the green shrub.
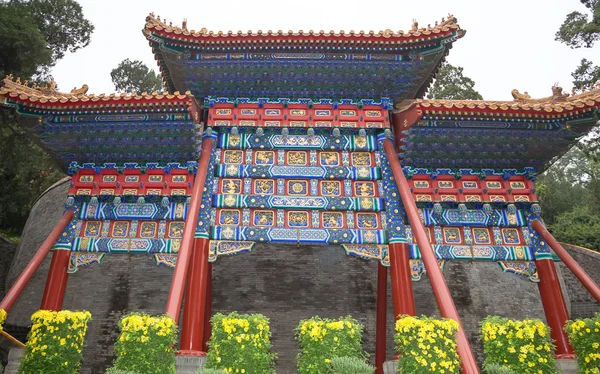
[481,316,555,373]
[205,312,276,374]
[395,315,461,374]
[0,308,6,331]
[113,313,177,374]
[296,316,366,374]
[105,368,140,374]
[19,310,91,374]
[483,363,518,374]
[329,356,374,374]
[196,368,228,374]
[566,313,600,373]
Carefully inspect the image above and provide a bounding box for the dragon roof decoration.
[0,75,192,108]
[396,84,600,117]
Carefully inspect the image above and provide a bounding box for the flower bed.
[296,316,366,374]
[113,313,177,374]
[395,315,461,373]
[19,310,91,374]
[0,308,6,331]
[566,313,600,373]
[481,316,555,374]
[205,312,276,374]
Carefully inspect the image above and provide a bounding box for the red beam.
[202,262,213,352]
[180,238,210,352]
[535,259,574,357]
[531,219,600,302]
[165,137,214,322]
[383,139,480,374]
[40,250,71,311]
[389,243,416,317]
[0,209,74,312]
[375,263,387,374]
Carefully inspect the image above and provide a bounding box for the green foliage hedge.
[296,316,366,374]
[20,310,91,374]
[329,356,374,374]
[481,316,555,373]
[395,315,461,373]
[113,313,177,374]
[206,312,276,374]
[566,313,600,373]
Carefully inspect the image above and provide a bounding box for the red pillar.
[180,238,210,353]
[375,263,387,374]
[202,262,213,352]
[40,250,71,311]
[535,259,574,358]
[389,243,416,318]
[165,137,214,322]
[531,219,600,302]
[0,209,74,312]
[383,139,480,374]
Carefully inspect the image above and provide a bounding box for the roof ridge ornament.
[144,12,463,40]
[512,84,569,104]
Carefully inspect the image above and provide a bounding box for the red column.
[40,250,71,311]
[166,137,214,322]
[202,262,213,352]
[180,238,210,353]
[0,209,75,312]
[383,139,480,374]
[535,259,575,358]
[531,219,600,302]
[375,263,387,374]
[389,243,416,318]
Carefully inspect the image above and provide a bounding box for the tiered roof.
[394,85,600,170]
[143,14,464,100]
[0,76,201,168]
[143,13,463,46]
[2,14,599,174]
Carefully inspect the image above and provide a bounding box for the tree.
[551,205,600,251]
[556,0,600,49]
[10,0,94,63]
[556,1,600,88]
[0,2,52,79]
[536,146,591,225]
[0,112,64,235]
[0,0,93,238]
[111,59,164,94]
[427,63,483,100]
[572,58,600,89]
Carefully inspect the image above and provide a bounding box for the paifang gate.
[2,12,600,374]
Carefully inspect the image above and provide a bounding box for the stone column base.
[383,359,398,374]
[176,351,206,374]
[556,358,578,374]
[4,348,24,374]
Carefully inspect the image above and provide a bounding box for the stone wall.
[0,236,17,302]
[4,180,600,373]
[559,244,600,319]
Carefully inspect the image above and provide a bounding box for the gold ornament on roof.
[70,84,89,97]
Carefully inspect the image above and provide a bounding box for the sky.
[51,0,600,101]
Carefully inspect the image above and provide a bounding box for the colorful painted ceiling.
[0,76,202,168]
[143,14,465,101]
[394,85,600,171]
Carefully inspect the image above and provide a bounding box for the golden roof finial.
[412,19,419,32]
[182,18,187,30]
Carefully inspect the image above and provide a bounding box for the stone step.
[383,360,397,374]
[176,354,206,374]
[4,348,24,374]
